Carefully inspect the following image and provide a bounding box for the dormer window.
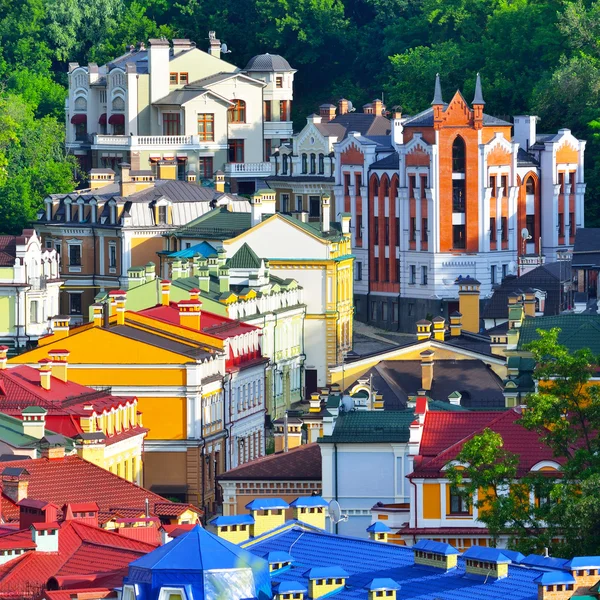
[158,206,168,224]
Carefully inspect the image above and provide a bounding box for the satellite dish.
[221,42,231,54]
[347,100,356,113]
[521,227,531,240]
[328,500,348,524]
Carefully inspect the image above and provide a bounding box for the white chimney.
[513,116,538,152]
[148,38,170,104]
[31,523,59,552]
[321,195,331,233]
[251,193,263,227]
[208,31,221,59]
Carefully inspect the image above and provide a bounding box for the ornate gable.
[440,91,473,127]
[341,142,364,165]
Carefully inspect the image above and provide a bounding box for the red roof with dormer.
[410,408,561,479]
[0,455,202,524]
[0,519,154,599]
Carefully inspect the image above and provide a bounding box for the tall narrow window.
[452,180,466,212]
[452,136,466,173]
[228,100,246,123]
[501,217,508,242]
[385,217,390,245]
[526,178,535,195]
[280,100,289,121]
[302,153,308,174]
[228,139,244,163]
[453,225,466,249]
[276,76,283,88]
[109,244,117,268]
[410,217,416,241]
[526,214,535,239]
[490,217,496,242]
[264,100,272,121]
[357,215,363,239]
[264,139,272,161]
[282,154,289,175]
[408,174,416,198]
[197,114,214,141]
[198,157,213,179]
[318,153,325,174]
[162,113,181,135]
[422,218,428,242]
[310,153,316,174]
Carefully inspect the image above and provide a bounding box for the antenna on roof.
[328,500,348,533]
[347,100,355,112]
[221,42,231,54]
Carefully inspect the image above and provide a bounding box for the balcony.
[28,276,47,291]
[91,134,215,151]
[224,162,272,178]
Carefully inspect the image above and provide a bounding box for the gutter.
[334,442,339,534]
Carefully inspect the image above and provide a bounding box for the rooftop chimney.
[319,104,336,123]
[431,316,445,341]
[449,311,462,337]
[1,468,30,503]
[161,280,171,306]
[22,406,47,439]
[523,288,536,317]
[148,38,170,104]
[0,345,8,370]
[456,276,481,333]
[208,31,221,58]
[38,359,52,391]
[91,303,104,327]
[321,195,331,233]
[50,316,70,340]
[250,192,263,227]
[178,299,202,330]
[114,291,127,326]
[416,319,432,341]
[420,350,434,391]
[371,99,384,116]
[338,98,349,115]
[47,349,70,382]
[31,522,59,553]
[215,170,225,193]
[172,38,193,54]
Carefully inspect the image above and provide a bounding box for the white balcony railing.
[224,162,272,176]
[93,134,199,148]
[264,121,294,136]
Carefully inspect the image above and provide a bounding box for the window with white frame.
[409,265,416,285]
[109,243,117,268]
[68,243,82,266]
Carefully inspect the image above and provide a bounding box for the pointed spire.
[431,73,444,106]
[472,72,485,105]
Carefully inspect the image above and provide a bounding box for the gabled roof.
[165,241,217,259]
[218,443,321,482]
[0,455,196,524]
[516,148,539,167]
[370,152,400,170]
[229,243,263,269]
[171,207,252,240]
[572,228,600,268]
[402,106,511,127]
[0,236,16,266]
[319,410,415,444]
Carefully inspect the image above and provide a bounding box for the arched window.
[310,153,316,174]
[318,153,325,174]
[452,136,466,173]
[74,96,87,112]
[112,96,125,112]
[228,99,246,123]
[526,177,535,195]
[282,154,288,175]
[381,176,390,198]
[302,153,308,174]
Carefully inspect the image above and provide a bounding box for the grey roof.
[107,49,149,74]
[517,148,539,167]
[153,88,210,106]
[314,123,348,139]
[266,176,335,183]
[431,73,444,105]
[370,152,400,170]
[244,53,294,72]
[572,228,600,268]
[403,106,511,127]
[127,180,226,203]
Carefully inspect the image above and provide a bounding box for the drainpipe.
[410,477,418,543]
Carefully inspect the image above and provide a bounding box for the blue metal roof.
[264,551,294,564]
[462,547,511,564]
[246,498,290,510]
[166,241,216,259]
[499,550,526,564]
[243,524,547,600]
[306,567,349,580]
[365,579,400,591]
[276,581,308,594]
[290,496,329,508]
[533,571,576,585]
[413,540,459,556]
[520,554,569,569]
[125,525,272,600]
[564,556,600,569]
[210,515,255,526]
[366,522,391,533]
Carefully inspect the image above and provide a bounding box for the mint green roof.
[0,413,73,451]
[22,406,48,414]
[172,208,252,240]
[229,243,263,269]
[517,315,600,353]
[319,410,415,444]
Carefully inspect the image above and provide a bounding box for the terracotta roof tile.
[218,443,321,481]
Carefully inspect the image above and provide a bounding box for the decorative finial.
[431,73,444,106]
[473,72,485,105]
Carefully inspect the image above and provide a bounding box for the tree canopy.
[1,0,600,233]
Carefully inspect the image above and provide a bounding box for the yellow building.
[166,189,354,394]
[9,286,265,515]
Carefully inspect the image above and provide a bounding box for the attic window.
[170,73,178,85]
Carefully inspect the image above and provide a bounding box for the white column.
[496,188,502,248]
[564,184,570,242]
[483,188,492,252]
[508,186,518,252]
[415,178,422,251]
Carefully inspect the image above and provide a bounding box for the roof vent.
[413,540,459,571]
[263,551,294,573]
[462,546,511,579]
[365,579,400,600]
[306,567,348,599]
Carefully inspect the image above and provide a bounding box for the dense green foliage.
[448,329,600,556]
[1,0,600,232]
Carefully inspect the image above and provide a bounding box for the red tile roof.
[43,589,116,600]
[0,236,16,267]
[411,408,560,479]
[139,303,259,340]
[0,455,201,524]
[0,530,36,550]
[0,520,154,599]
[218,443,322,481]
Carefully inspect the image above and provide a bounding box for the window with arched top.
[381,177,390,197]
[302,153,308,174]
[452,136,466,173]
[74,96,87,112]
[318,153,325,174]
[112,96,125,112]
[282,154,288,175]
[526,177,535,195]
[310,153,316,174]
[228,99,246,123]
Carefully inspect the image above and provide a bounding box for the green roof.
[517,315,600,354]
[280,214,346,242]
[22,406,48,414]
[318,410,415,444]
[229,243,262,269]
[428,400,469,411]
[172,208,252,240]
[0,413,72,450]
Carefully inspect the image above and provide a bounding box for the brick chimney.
[38,359,52,391]
[319,104,336,123]
[371,99,384,115]
[338,98,349,115]
[523,288,536,317]
[420,350,434,391]
[0,346,8,370]
[47,349,70,382]
[1,467,30,503]
[178,299,202,330]
[161,280,171,306]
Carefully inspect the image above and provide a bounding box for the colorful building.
[9,288,266,513]
[66,35,294,192]
[0,348,146,482]
[166,189,354,391]
[337,75,586,331]
[37,177,250,322]
[0,230,62,351]
[99,248,306,421]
